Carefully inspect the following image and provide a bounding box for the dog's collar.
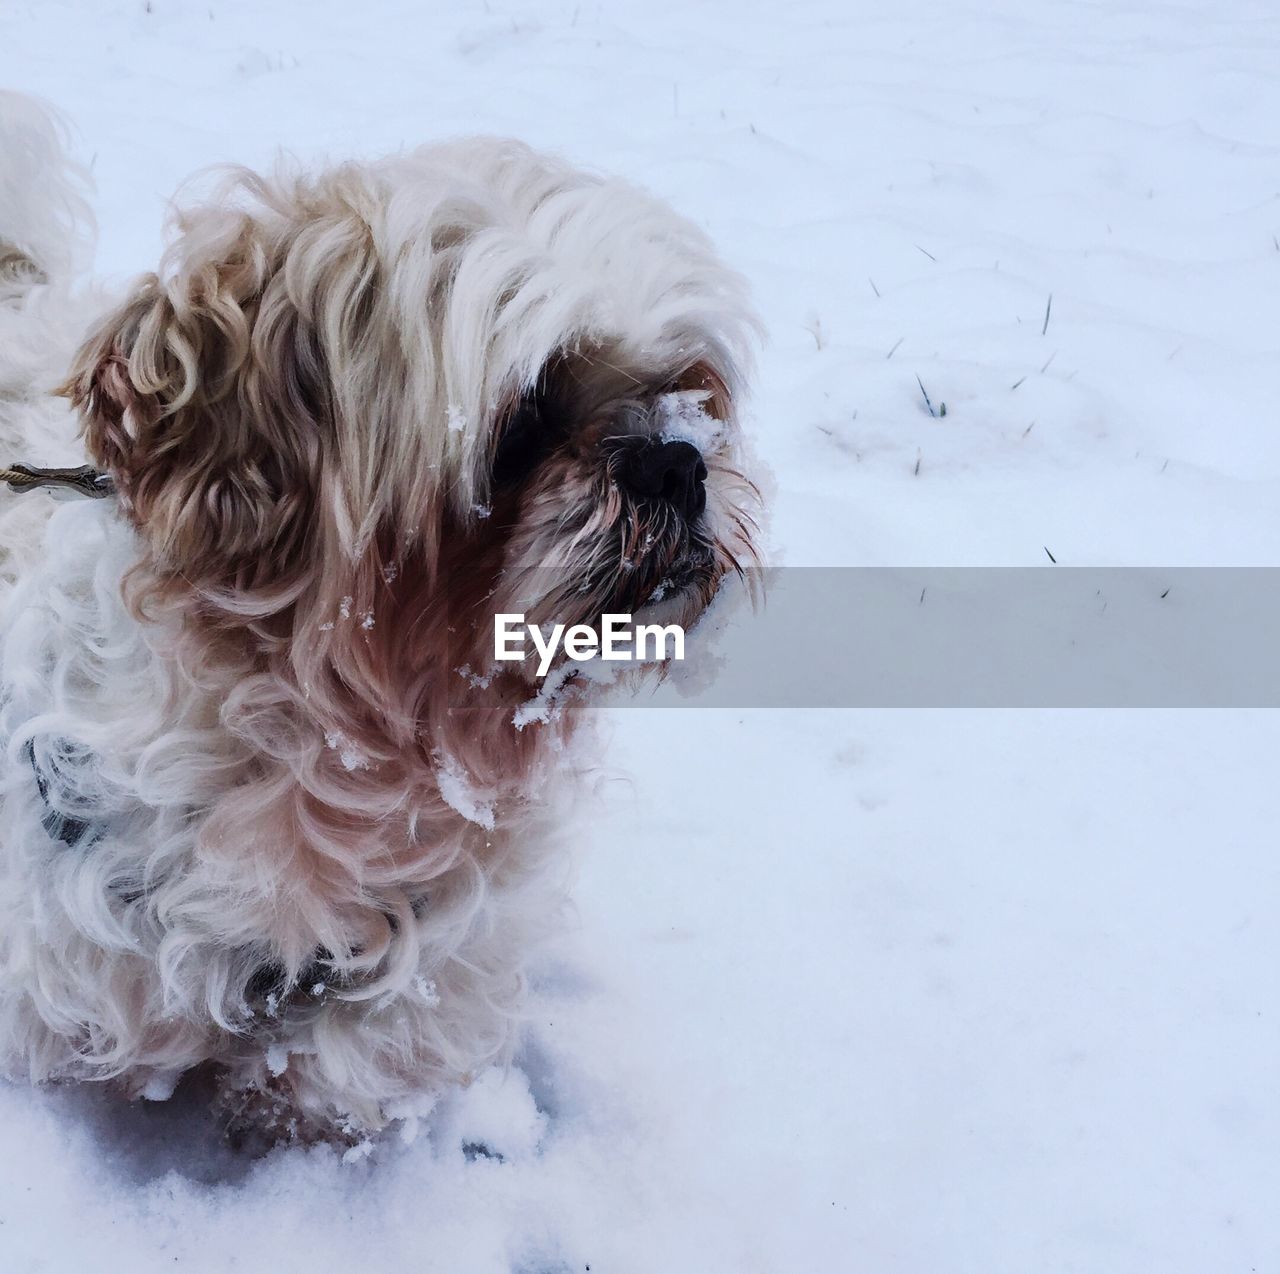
[1,462,115,500]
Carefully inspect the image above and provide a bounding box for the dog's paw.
[213,1073,362,1156]
[431,1065,547,1163]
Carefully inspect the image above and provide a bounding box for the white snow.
[138,1072,180,1103]
[5,1,1280,1271]
[435,750,498,830]
[656,389,725,453]
[324,729,369,773]
[511,662,579,731]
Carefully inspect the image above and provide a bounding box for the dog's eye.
[492,398,549,487]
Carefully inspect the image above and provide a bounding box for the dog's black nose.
[620,440,708,520]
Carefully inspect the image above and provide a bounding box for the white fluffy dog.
[0,93,759,1142]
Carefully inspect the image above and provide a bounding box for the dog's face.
[463,352,759,674]
[64,141,759,754]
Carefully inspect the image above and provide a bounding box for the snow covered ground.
[5,0,1280,1269]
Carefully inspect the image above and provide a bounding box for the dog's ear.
[62,219,331,595]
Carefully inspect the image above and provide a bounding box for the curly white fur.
[0,93,759,1138]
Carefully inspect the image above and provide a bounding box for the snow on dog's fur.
[0,93,759,1138]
